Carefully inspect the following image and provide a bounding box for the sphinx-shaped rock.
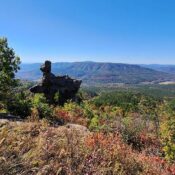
[30,60,82,105]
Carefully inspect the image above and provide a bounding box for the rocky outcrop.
[30,60,82,105]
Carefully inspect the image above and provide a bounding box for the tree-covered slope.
[17,62,175,84]
[140,64,175,75]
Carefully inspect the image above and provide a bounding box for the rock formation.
[30,60,82,105]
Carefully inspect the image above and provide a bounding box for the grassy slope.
[0,120,175,175]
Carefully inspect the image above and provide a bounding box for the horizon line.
[20,61,175,65]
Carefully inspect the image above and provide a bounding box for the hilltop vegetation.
[1,87,175,174]
[0,38,175,174]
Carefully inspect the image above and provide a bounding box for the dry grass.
[0,120,174,175]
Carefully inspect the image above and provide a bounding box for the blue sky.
[0,0,175,64]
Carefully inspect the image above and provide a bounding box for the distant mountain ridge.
[140,64,175,75]
[17,62,175,84]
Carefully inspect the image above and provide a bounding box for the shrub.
[159,101,175,162]
[121,116,145,150]
[53,102,88,126]
[161,113,175,162]
[6,92,32,118]
[32,94,53,119]
[89,115,100,131]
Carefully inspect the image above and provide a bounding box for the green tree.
[160,102,175,162]
[138,96,160,137]
[0,37,20,100]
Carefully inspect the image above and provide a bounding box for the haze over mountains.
[141,64,175,75]
[17,62,175,84]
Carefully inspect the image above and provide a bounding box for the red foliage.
[54,108,88,126]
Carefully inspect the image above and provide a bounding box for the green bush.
[161,105,175,162]
[32,94,53,119]
[89,115,100,131]
[121,116,144,150]
[6,92,32,118]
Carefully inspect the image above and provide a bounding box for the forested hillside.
[17,62,175,84]
[141,64,175,75]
